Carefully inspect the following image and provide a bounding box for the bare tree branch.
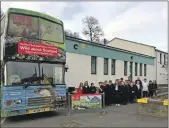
[82,16,104,43]
[65,29,80,38]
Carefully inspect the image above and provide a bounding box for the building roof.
[65,36,155,58]
[108,37,156,48]
[156,49,168,54]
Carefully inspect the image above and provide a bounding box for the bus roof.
[7,8,63,25]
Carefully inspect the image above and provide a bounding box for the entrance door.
[130,62,133,81]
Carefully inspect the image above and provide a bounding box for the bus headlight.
[6,100,22,106]
[14,100,22,104]
[6,100,12,106]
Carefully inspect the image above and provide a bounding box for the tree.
[73,32,80,38]
[101,38,109,45]
[64,29,72,36]
[82,16,104,43]
[64,29,80,38]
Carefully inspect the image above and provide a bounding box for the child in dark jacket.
[89,83,96,94]
[129,82,137,103]
[83,81,90,94]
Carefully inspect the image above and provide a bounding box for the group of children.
[76,77,158,106]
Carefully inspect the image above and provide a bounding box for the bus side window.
[1,15,5,36]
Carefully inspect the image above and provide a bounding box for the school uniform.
[98,85,105,107]
[104,85,109,105]
[135,80,143,98]
[89,86,97,94]
[107,84,114,105]
[135,83,142,99]
[82,86,90,94]
[111,84,116,104]
[152,83,157,97]
[105,84,111,106]
[142,82,149,98]
[114,85,122,105]
[135,80,143,87]
[129,85,137,103]
[121,85,129,105]
[148,83,154,97]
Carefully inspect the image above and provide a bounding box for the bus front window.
[7,13,64,43]
[6,61,39,85]
[40,63,64,85]
[7,13,39,38]
[39,18,64,43]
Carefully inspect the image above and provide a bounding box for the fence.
[66,93,105,116]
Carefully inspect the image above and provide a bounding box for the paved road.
[2,104,168,127]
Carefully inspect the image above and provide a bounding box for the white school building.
[64,36,167,88]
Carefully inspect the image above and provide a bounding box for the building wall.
[156,50,168,85]
[107,38,156,57]
[65,52,155,88]
[65,37,156,87]
[65,37,155,65]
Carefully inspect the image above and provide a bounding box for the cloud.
[1,1,167,51]
[1,2,67,18]
[103,2,167,51]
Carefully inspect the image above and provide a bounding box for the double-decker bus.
[0,8,67,117]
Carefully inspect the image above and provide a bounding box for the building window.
[104,58,108,75]
[140,63,142,76]
[164,54,166,65]
[144,64,147,76]
[111,59,116,75]
[124,61,127,76]
[135,63,138,76]
[160,53,162,64]
[91,56,97,74]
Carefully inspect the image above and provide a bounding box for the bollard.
[100,92,108,116]
[102,92,105,108]
[66,93,73,116]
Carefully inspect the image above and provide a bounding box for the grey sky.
[1,1,168,52]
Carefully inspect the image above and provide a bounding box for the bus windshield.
[6,61,64,86]
[7,13,64,43]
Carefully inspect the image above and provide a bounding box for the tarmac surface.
[1,104,168,127]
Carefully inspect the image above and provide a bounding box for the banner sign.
[18,42,58,57]
[71,94,102,110]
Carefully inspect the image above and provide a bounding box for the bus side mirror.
[65,65,69,72]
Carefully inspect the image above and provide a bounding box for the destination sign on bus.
[18,42,58,57]
[13,14,32,27]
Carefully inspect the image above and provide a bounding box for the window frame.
[144,64,147,76]
[135,62,138,76]
[124,61,128,76]
[164,54,166,65]
[140,63,142,76]
[5,61,65,86]
[40,63,64,85]
[6,12,64,44]
[111,59,116,75]
[104,58,109,75]
[91,56,97,74]
[160,53,162,64]
[6,61,40,86]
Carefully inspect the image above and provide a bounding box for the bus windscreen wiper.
[22,67,42,86]
[41,67,55,87]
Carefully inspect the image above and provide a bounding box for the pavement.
[1,104,168,127]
